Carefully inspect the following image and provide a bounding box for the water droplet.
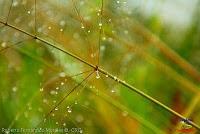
[67,107,72,113]
[111,89,115,93]
[81,24,85,29]
[59,72,66,77]
[105,74,109,78]
[102,37,106,41]
[12,87,17,92]
[40,88,43,92]
[96,70,100,79]
[116,1,120,4]
[63,123,66,126]
[13,1,18,7]
[88,30,91,33]
[75,101,78,105]
[27,10,31,14]
[99,23,102,27]
[52,113,55,116]
[90,53,95,58]
[56,122,58,125]
[60,28,63,32]
[55,108,58,111]
[59,20,66,26]
[48,26,51,30]
[1,42,6,48]
[61,82,64,86]
[50,90,56,95]
[56,87,59,90]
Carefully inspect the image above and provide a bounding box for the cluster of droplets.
[67,106,72,113]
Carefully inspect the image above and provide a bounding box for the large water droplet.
[96,71,100,79]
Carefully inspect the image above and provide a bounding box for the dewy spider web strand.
[97,0,104,65]
[36,71,94,127]
[71,0,96,64]
[7,69,93,128]
[0,1,200,131]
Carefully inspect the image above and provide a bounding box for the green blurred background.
[0,0,200,133]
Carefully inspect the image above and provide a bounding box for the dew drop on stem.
[96,70,100,79]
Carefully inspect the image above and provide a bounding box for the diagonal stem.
[0,20,199,130]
